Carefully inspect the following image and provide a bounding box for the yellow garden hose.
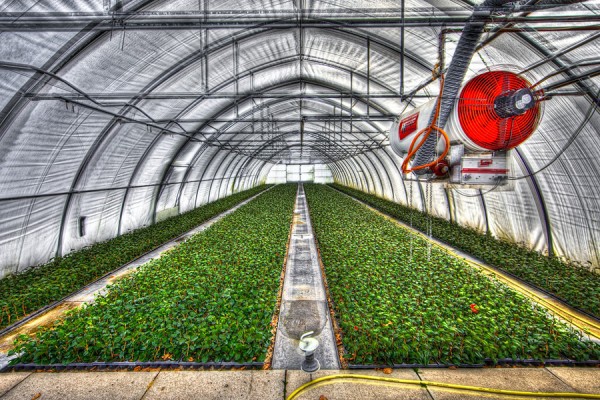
[286,374,600,400]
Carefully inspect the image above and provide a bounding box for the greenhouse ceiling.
[0,0,599,276]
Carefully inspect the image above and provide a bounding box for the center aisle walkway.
[272,184,339,370]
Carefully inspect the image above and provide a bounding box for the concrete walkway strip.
[3,368,598,399]
[0,371,158,400]
[272,183,340,370]
[0,188,271,370]
[143,370,285,400]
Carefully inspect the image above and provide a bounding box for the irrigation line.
[2,361,264,372]
[348,359,600,369]
[0,187,272,341]
[329,185,600,340]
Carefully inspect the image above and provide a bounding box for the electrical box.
[459,154,509,185]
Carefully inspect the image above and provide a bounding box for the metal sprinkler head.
[299,331,320,373]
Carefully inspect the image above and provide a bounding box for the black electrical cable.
[0,62,218,144]
[451,178,504,197]
[509,86,600,181]
[539,66,600,93]
[530,58,600,89]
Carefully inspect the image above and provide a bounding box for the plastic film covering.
[483,161,546,253]
[0,0,599,278]
[266,164,287,184]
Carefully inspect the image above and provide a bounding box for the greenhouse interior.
[0,0,599,399]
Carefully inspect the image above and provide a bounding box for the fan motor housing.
[389,70,542,156]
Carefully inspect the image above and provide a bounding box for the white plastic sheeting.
[266,164,334,183]
[0,0,599,278]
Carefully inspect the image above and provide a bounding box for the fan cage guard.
[457,71,541,151]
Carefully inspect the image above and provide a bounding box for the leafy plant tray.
[332,186,600,325]
[304,184,600,366]
[10,184,297,365]
[0,185,270,332]
[330,184,600,319]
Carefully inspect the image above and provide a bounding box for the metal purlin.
[238,125,370,189]
[154,105,388,220]
[32,31,431,254]
[157,84,392,214]
[11,20,435,259]
[148,56,403,221]
[126,76,390,236]
[223,131,367,183]
[84,34,426,194]
[246,144,355,173]
[0,11,576,260]
[237,125,386,194]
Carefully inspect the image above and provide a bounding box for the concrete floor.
[1,368,599,400]
[272,185,339,370]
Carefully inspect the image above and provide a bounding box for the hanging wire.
[426,180,433,262]
[452,179,504,197]
[408,179,414,261]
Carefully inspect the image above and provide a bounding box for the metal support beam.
[400,0,405,97]
[479,189,491,235]
[0,13,596,31]
[0,174,258,202]
[367,37,371,117]
[514,148,554,257]
[24,92,433,100]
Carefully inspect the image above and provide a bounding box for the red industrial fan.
[455,70,542,151]
[389,69,543,185]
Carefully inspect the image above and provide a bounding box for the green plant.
[10,184,296,364]
[0,185,269,330]
[331,184,600,319]
[305,184,600,365]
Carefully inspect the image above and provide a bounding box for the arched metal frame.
[0,0,597,267]
[151,75,396,222]
[2,19,435,255]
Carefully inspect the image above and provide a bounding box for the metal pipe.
[412,0,516,176]
[0,175,258,202]
[25,92,434,100]
[0,14,597,31]
[412,0,593,175]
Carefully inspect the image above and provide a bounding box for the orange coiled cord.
[401,74,451,174]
